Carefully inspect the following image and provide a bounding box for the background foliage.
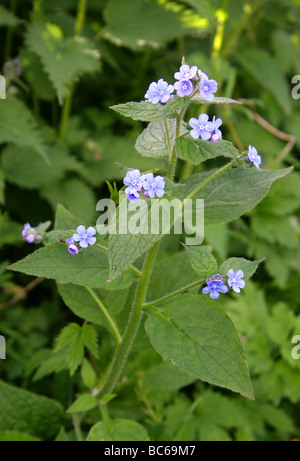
[0,0,300,441]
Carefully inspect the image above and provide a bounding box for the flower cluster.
[145,63,218,104]
[66,225,96,255]
[188,114,223,142]
[123,169,165,203]
[202,270,245,299]
[22,223,42,244]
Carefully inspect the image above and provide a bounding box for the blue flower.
[174,64,198,81]
[73,225,96,248]
[143,173,165,199]
[189,114,212,140]
[208,116,223,142]
[174,79,194,97]
[22,223,39,243]
[127,191,141,203]
[227,269,245,293]
[199,73,218,101]
[202,278,228,299]
[68,243,79,255]
[145,79,174,104]
[123,169,145,197]
[247,145,261,170]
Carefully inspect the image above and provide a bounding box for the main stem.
[98,241,160,398]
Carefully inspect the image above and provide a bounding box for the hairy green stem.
[85,286,121,345]
[142,279,205,309]
[97,242,160,398]
[167,113,181,179]
[183,158,237,204]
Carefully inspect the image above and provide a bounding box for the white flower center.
[152,183,156,188]
[204,85,208,91]
[83,234,87,239]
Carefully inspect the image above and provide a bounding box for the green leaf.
[57,283,126,329]
[81,359,96,389]
[0,380,65,440]
[103,0,182,50]
[191,95,241,105]
[54,203,83,230]
[2,145,81,189]
[26,21,100,104]
[236,49,291,114]
[184,245,218,278]
[219,257,264,280]
[0,5,19,26]
[108,196,181,280]
[41,177,96,224]
[0,431,39,442]
[67,394,98,413]
[0,100,48,161]
[147,251,201,302]
[8,243,134,290]
[135,118,177,158]
[110,96,188,122]
[82,324,99,359]
[173,166,292,225]
[55,323,84,375]
[145,295,254,399]
[143,362,196,391]
[87,419,150,441]
[175,137,239,164]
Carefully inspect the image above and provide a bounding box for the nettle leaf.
[0,380,65,440]
[55,323,99,375]
[55,323,85,375]
[0,5,19,26]
[8,243,134,290]
[26,21,100,104]
[108,196,181,280]
[145,295,254,399]
[0,100,48,161]
[173,166,292,225]
[110,96,188,122]
[191,95,241,105]
[175,137,239,164]
[219,257,264,280]
[2,145,81,189]
[135,118,178,158]
[103,0,182,50]
[87,419,150,441]
[184,245,218,278]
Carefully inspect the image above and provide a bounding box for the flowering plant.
[8,59,291,439]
